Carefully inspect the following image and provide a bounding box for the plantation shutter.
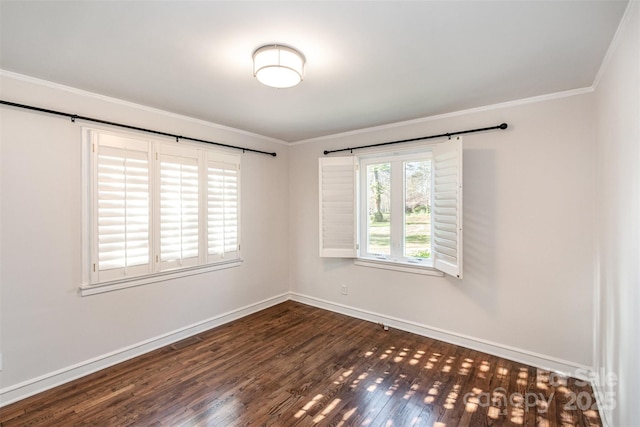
[432,136,463,278]
[93,133,151,282]
[319,157,358,257]
[159,153,200,270]
[207,154,240,262]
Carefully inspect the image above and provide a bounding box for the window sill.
[79,259,243,296]
[354,257,444,277]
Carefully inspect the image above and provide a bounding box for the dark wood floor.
[1,301,602,426]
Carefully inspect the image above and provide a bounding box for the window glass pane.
[404,160,431,259]
[366,163,391,255]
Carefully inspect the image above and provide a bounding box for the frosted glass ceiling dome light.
[253,45,305,88]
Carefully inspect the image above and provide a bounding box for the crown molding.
[0,69,289,146]
[291,86,594,146]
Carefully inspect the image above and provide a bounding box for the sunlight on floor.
[335,406,358,426]
[386,378,401,396]
[463,387,484,413]
[334,369,353,385]
[403,383,420,400]
[289,336,601,426]
[312,398,341,423]
[444,384,461,409]
[458,358,474,375]
[351,372,368,389]
[517,367,529,386]
[294,393,324,419]
[425,380,442,404]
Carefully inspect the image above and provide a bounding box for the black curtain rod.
[323,122,508,155]
[0,100,278,157]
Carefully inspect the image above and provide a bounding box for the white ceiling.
[0,1,628,142]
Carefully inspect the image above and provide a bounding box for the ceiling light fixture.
[253,44,305,88]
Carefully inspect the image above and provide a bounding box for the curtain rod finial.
[499,123,508,129]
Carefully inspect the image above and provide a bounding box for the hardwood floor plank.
[0,301,603,427]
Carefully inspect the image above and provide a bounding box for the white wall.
[594,2,640,426]
[0,73,290,402]
[290,92,597,370]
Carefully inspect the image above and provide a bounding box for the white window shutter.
[86,128,244,289]
[207,156,240,262]
[319,156,358,257]
[93,133,152,282]
[432,136,463,278]
[159,154,200,270]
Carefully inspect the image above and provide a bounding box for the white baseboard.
[0,293,289,407]
[289,292,593,379]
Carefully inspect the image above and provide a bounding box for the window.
[319,137,463,278]
[360,153,432,264]
[82,128,241,294]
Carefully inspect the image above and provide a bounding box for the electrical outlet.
[341,284,348,295]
